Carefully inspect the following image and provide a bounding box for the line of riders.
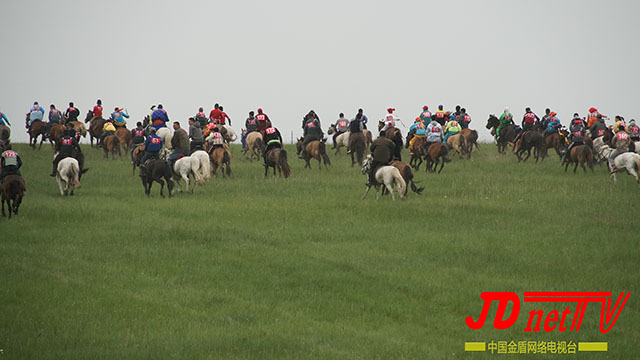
[493,106,639,172]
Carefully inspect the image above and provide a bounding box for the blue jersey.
[145,134,163,152]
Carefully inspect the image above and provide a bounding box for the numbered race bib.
[257,115,265,121]
[4,151,16,158]
[338,120,347,127]
[62,139,72,145]
[135,130,144,137]
[265,127,276,135]
[151,138,161,144]
[617,133,629,140]
[597,129,605,136]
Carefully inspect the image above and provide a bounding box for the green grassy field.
[1,142,638,359]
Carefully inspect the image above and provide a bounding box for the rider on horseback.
[545,112,561,136]
[27,101,45,129]
[367,132,395,186]
[609,124,631,174]
[131,122,146,163]
[347,114,364,154]
[355,108,368,129]
[561,114,586,163]
[513,107,539,150]
[459,108,472,129]
[443,118,461,143]
[263,125,283,165]
[497,108,514,137]
[188,118,204,153]
[140,127,163,166]
[65,102,80,123]
[151,104,169,130]
[419,106,431,124]
[110,107,129,127]
[256,108,271,132]
[93,99,104,119]
[50,129,86,177]
[299,116,322,159]
[0,110,10,126]
[380,108,398,134]
[168,121,190,169]
[332,113,349,149]
[0,143,22,185]
[242,111,258,149]
[408,117,427,154]
[588,114,607,139]
[629,119,640,142]
[422,118,444,156]
[99,121,116,147]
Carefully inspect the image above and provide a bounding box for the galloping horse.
[115,126,132,152]
[486,115,516,154]
[264,147,291,178]
[425,143,450,174]
[593,137,640,183]
[49,123,66,146]
[327,125,373,155]
[209,145,232,177]
[56,157,81,196]
[361,155,406,201]
[380,126,403,161]
[296,138,331,169]
[84,110,105,147]
[25,114,49,149]
[564,145,594,173]
[0,125,10,143]
[408,135,426,170]
[515,131,546,162]
[140,159,174,197]
[103,134,121,159]
[1,174,25,219]
[460,128,479,152]
[243,131,264,161]
[446,133,469,158]
[390,160,424,196]
[544,130,568,158]
[349,132,366,167]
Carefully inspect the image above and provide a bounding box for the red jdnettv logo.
[466,291,630,333]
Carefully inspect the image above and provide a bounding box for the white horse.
[221,125,237,142]
[593,137,640,183]
[190,150,211,180]
[56,157,81,196]
[173,156,205,193]
[361,155,407,200]
[156,127,173,149]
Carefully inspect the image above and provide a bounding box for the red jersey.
[209,109,223,124]
[93,105,103,118]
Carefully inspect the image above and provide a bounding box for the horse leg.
[386,183,396,201]
[438,157,445,174]
[362,185,371,200]
[157,179,165,198]
[573,161,579,173]
[524,148,532,162]
[1,198,6,217]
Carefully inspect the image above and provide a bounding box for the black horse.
[515,131,546,162]
[486,115,518,154]
[140,159,174,197]
[1,174,26,219]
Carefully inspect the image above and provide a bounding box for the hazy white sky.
[2,0,639,143]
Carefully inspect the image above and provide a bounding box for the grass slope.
[1,142,638,359]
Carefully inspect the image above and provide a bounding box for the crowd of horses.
[3,109,639,218]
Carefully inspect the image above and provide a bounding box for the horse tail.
[279,149,291,178]
[71,162,81,188]
[228,127,237,141]
[470,130,479,149]
[404,165,424,195]
[441,144,451,162]
[393,169,407,199]
[319,141,331,165]
[223,148,230,164]
[634,154,640,173]
[191,158,205,186]
[201,153,211,180]
[255,137,265,152]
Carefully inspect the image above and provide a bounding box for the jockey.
[514,107,539,148]
[609,124,631,174]
[422,119,444,154]
[256,108,271,132]
[408,117,427,153]
[110,107,129,127]
[614,115,626,133]
[64,102,80,123]
[419,106,432,124]
[459,108,472,129]
[0,110,9,126]
[355,108,368,129]
[195,107,208,129]
[50,129,85,177]
[206,128,225,153]
[188,118,204,153]
[443,118,461,143]
[540,108,551,128]
[332,113,349,149]
[130,121,146,163]
[347,113,364,154]
[93,99,104,119]
[586,107,601,128]
[0,143,22,184]
[545,112,561,136]
[562,114,586,163]
[65,121,80,142]
[628,119,640,141]
[242,111,258,149]
[168,121,189,169]
[434,105,447,124]
[47,104,63,135]
[300,116,323,159]
[209,103,223,124]
[219,106,231,126]
[588,115,607,139]
[497,108,514,137]
[262,125,283,164]
[571,113,585,128]
[368,132,395,186]
[28,101,45,126]
[151,104,169,130]
[141,127,163,165]
[380,108,399,133]
[100,121,116,146]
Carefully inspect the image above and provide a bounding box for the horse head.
[327,124,335,135]
[486,114,498,130]
[84,110,94,123]
[361,155,372,174]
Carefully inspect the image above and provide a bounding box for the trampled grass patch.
[1,142,638,359]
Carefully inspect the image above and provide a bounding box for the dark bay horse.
[544,130,568,158]
[425,143,450,173]
[264,148,291,178]
[25,115,49,149]
[390,160,424,196]
[564,145,594,173]
[383,126,403,161]
[486,115,516,154]
[1,174,25,219]
[515,131,546,162]
[140,159,174,197]
[349,132,366,167]
[85,110,105,147]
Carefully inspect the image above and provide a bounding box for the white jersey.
[382,113,399,131]
[426,121,444,142]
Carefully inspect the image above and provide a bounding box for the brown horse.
[132,145,145,175]
[71,121,87,138]
[460,128,479,152]
[564,145,594,173]
[210,146,232,177]
[26,115,49,149]
[103,134,121,159]
[243,131,264,161]
[349,132,366,167]
[296,138,331,169]
[0,125,10,143]
[409,136,426,170]
[264,148,291,178]
[390,160,424,196]
[85,111,105,147]
[49,123,66,146]
[425,143,450,173]
[486,115,516,154]
[383,127,404,161]
[515,131,546,162]
[1,174,26,219]
[544,131,568,158]
[115,126,132,152]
